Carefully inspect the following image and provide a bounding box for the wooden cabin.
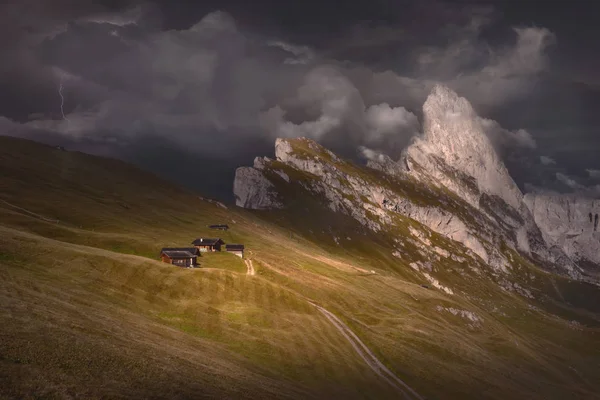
[192,238,225,252]
[225,244,245,258]
[209,224,229,231]
[160,248,199,268]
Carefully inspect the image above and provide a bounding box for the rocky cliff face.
[376,85,565,271]
[234,135,574,276]
[402,85,523,210]
[524,192,600,278]
[233,85,594,282]
[273,136,495,263]
[233,162,284,210]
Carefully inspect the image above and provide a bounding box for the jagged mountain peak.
[422,84,491,156]
[403,84,523,210]
[425,84,476,116]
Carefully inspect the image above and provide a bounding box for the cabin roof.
[162,251,196,258]
[160,248,198,258]
[192,238,224,246]
[226,244,245,250]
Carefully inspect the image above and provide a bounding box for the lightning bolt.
[58,74,70,131]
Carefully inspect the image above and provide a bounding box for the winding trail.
[309,302,423,400]
[255,257,421,398]
[244,259,255,276]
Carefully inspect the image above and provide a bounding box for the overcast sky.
[1,0,599,200]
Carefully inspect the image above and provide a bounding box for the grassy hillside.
[1,136,599,400]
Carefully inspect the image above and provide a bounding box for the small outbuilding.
[192,238,225,252]
[225,244,245,258]
[209,224,229,231]
[160,247,199,268]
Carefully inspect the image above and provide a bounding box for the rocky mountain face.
[402,85,523,210]
[524,192,600,279]
[393,85,578,275]
[233,85,598,283]
[233,165,283,210]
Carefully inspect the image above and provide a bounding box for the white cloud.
[260,66,364,139]
[267,41,315,65]
[540,156,556,165]
[188,10,237,35]
[500,27,554,74]
[512,128,537,149]
[479,117,537,151]
[556,172,585,190]
[586,169,600,179]
[450,27,554,106]
[260,104,343,139]
[412,5,554,107]
[342,24,555,115]
[81,5,143,27]
[260,66,419,156]
[415,6,493,77]
[357,146,388,163]
[417,37,485,80]
[364,103,419,144]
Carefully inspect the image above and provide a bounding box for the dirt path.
[310,302,423,400]
[296,250,376,275]
[252,257,421,398]
[244,259,255,276]
[0,199,60,223]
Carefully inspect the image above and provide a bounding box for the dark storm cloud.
[26,10,312,157]
[0,0,147,119]
[1,0,599,199]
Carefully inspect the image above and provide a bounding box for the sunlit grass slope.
[1,136,599,400]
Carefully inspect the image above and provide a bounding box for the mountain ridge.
[234,85,598,283]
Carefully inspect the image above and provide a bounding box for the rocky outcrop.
[364,152,406,178]
[233,167,283,210]
[524,192,600,277]
[380,196,489,263]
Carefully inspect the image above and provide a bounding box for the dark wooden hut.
[225,244,245,258]
[160,247,199,268]
[192,238,225,252]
